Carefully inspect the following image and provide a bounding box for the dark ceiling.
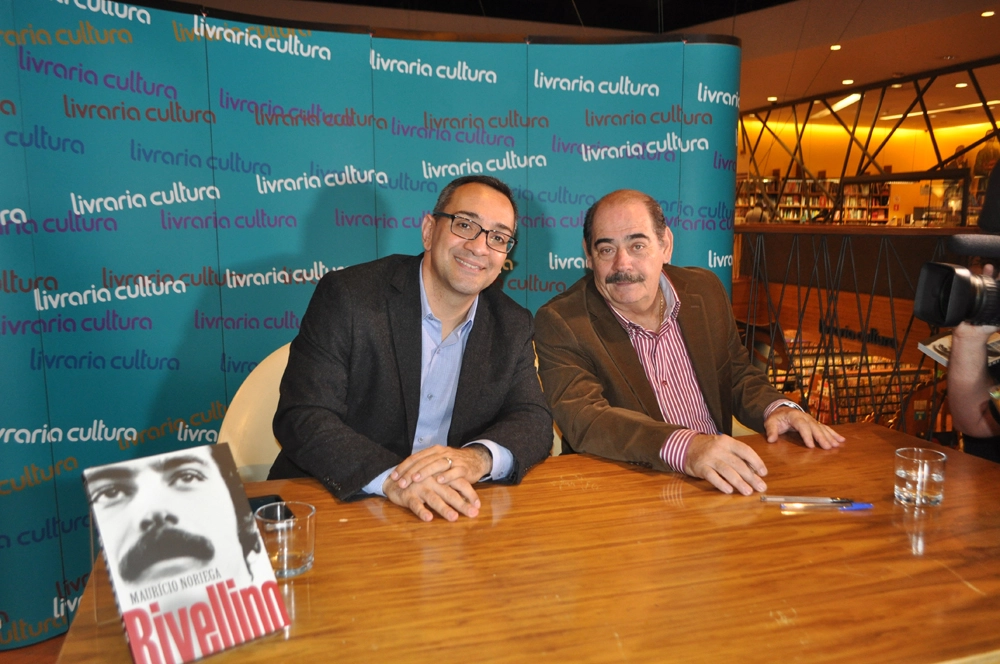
[319,0,797,33]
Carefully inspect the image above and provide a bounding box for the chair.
[732,418,756,437]
[533,340,564,457]
[217,343,289,482]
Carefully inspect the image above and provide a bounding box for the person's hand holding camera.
[950,264,1000,437]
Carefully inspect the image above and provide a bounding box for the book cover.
[917,332,953,366]
[83,444,289,664]
[918,331,1000,367]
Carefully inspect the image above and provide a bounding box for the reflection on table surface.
[58,423,1000,664]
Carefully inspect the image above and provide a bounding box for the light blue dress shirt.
[362,262,514,496]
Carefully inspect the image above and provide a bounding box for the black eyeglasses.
[432,212,517,254]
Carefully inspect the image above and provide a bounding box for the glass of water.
[894,448,946,506]
[254,501,316,578]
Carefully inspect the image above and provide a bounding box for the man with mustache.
[535,189,842,495]
[85,445,261,596]
[269,176,552,521]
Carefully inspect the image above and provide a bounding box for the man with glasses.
[270,176,553,521]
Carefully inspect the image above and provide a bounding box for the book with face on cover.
[918,331,1000,367]
[82,444,289,664]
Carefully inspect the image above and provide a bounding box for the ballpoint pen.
[780,502,874,511]
[760,495,853,504]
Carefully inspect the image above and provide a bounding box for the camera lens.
[915,263,1000,326]
[970,273,1000,325]
[936,272,955,320]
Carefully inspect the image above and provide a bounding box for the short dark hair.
[209,444,261,561]
[432,175,519,230]
[583,189,667,253]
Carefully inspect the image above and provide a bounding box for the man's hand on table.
[684,434,768,496]
[764,408,844,449]
[383,474,481,522]
[383,445,492,522]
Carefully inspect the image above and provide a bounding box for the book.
[918,331,1000,367]
[83,444,289,664]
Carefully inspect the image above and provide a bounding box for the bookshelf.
[735,177,887,224]
[840,182,890,223]
[970,174,989,226]
[736,169,971,227]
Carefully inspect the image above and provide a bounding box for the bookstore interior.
[735,50,1000,230]
[729,54,1000,444]
[736,124,998,227]
[736,164,991,226]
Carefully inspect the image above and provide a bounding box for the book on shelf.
[83,444,290,664]
[918,331,1000,367]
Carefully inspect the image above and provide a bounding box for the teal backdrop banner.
[0,0,740,648]
[524,40,687,310]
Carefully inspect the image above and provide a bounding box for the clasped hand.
[383,445,492,522]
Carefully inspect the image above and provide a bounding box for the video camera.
[914,161,1000,327]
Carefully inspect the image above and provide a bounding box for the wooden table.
[58,423,1000,663]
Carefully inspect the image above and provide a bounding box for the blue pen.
[781,502,873,511]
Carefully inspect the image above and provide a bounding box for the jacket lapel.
[585,277,664,421]
[668,266,725,428]
[388,257,423,446]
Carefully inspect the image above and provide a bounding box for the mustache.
[119,526,215,582]
[605,271,645,284]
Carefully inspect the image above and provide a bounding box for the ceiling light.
[811,93,862,118]
[891,83,903,89]
[956,82,969,88]
[879,99,1000,120]
[983,11,995,17]
[830,44,841,51]
[842,79,854,85]
[767,96,778,102]
[941,55,956,60]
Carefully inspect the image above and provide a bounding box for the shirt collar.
[418,258,479,335]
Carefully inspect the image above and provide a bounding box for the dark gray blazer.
[269,254,553,500]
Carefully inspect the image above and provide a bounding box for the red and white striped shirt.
[608,274,791,473]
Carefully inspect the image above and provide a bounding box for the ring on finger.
[446,457,453,469]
